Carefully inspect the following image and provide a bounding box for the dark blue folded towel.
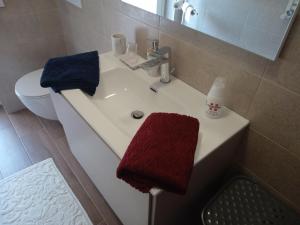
[40,51,99,96]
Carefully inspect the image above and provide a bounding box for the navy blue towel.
[41,51,99,96]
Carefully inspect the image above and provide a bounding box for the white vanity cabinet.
[51,89,246,225]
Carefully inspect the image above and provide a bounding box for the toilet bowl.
[15,69,58,121]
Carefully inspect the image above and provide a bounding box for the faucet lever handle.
[149,39,159,51]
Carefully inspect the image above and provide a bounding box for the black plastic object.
[201,176,300,225]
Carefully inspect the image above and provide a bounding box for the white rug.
[0,158,93,225]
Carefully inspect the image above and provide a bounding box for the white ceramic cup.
[111,34,127,56]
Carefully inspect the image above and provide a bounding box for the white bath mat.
[0,158,93,225]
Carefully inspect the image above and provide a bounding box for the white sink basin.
[61,52,249,163]
[92,68,186,137]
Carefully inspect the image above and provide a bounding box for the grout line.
[36,116,47,131]
[261,75,300,97]
[249,127,300,162]
[260,56,271,78]
[244,75,264,116]
[6,111,34,165]
[17,136,35,165]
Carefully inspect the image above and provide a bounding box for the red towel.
[117,112,199,194]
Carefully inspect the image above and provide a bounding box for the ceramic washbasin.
[61,52,249,163]
[92,68,186,137]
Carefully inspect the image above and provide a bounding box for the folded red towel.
[117,112,199,194]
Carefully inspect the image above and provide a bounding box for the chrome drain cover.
[131,110,144,119]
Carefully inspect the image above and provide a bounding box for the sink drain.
[131,110,144,119]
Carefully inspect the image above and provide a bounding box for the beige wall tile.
[0,34,23,70]
[159,32,261,116]
[80,0,105,36]
[102,0,122,10]
[5,13,41,44]
[104,10,159,43]
[120,2,160,28]
[159,17,200,47]
[43,34,67,58]
[159,32,217,93]
[36,9,63,36]
[264,59,300,95]
[222,68,261,116]
[18,38,52,70]
[248,80,300,158]
[239,129,300,210]
[100,36,113,53]
[0,0,33,16]
[0,1,66,113]
[29,0,58,13]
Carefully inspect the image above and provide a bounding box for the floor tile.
[0,106,11,131]
[97,221,108,225]
[8,109,43,137]
[20,129,52,164]
[0,127,32,177]
[38,116,66,139]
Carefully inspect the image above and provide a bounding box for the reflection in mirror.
[122,0,300,60]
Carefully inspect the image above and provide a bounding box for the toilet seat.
[15,69,48,97]
[15,69,58,121]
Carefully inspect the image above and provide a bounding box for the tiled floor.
[0,106,122,225]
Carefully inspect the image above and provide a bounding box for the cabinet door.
[51,90,150,225]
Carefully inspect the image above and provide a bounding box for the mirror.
[122,0,300,60]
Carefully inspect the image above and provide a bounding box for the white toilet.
[15,69,58,121]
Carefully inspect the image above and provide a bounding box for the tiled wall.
[0,0,66,113]
[59,0,300,211]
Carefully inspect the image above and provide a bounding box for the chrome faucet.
[141,40,172,83]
